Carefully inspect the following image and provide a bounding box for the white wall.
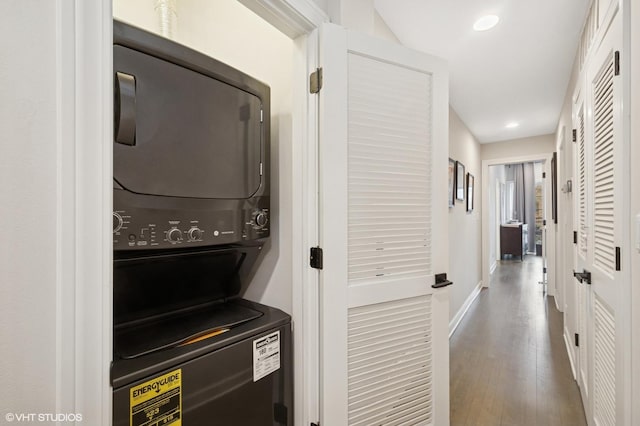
[313,0,328,13]
[329,0,373,33]
[0,0,59,415]
[448,108,483,322]
[481,134,556,160]
[373,10,400,43]
[114,0,295,314]
[325,0,400,44]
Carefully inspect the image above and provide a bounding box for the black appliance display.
[111,21,291,426]
[113,20,270,251]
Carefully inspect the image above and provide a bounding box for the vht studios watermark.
[5,413,83,423]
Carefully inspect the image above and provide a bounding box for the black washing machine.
[111,247,292,426]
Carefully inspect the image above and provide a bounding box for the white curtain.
[506,163,536,254]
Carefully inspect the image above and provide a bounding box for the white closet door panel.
[578,283,590,399]
[593,295,616,426]
[591,50,616,276]
[348,52,432,286]
[348,278,434,309]
[348,296,433,426]
[577,8,624,425]
[319,23,449,426]
[579,0,599,69]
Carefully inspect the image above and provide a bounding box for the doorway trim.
[56,0,113,422]
[238,2,328,425]
[481,154,555,300]
[69,0,327,423]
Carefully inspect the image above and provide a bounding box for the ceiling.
[374,0,590,143]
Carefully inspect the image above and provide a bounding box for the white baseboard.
[563,327,577,380]
[490,261,497,275]
[449,281,484,339]
[554,293,563,312]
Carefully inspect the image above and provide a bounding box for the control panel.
[113,199,269,250]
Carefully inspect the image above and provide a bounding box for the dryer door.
[113,45,264,200]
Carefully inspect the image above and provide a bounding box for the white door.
[318,23,450,426]
[573,84,592,416]
[574,8,624,426]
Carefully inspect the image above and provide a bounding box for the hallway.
[450,257,586,426]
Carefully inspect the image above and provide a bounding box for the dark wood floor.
[450,256,587,426]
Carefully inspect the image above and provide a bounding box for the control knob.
[254,210,268,228]
[188,227,203,241]
[167,228,183,243]
[113,212,123,233]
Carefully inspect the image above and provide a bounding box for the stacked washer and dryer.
[110,20,292,426]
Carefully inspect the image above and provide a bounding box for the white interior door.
[573,84,592,417]
[574,8,623,426]
[585,11,622,426]
[318,23,450,426]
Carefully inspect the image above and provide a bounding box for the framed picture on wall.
[467,173,474,212]
[448,158,456,207]
[456,161,465,201]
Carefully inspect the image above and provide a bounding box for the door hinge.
[543,267,547,274]
[575,333,579,347]
[310,67,323,94]
[260,108,264,123]
[543,172,546,179]
[310,246,323,269]
[614,51,620,76]
[615,246,621,271]
[543,219,547,226]
[573,231,577,244]
[572,128,577,142]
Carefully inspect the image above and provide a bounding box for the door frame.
[481,154,556,299]
[239,3,328,425]
[55,0,114,422]
[68,0,328,424]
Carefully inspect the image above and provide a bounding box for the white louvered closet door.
[319,23,449,426]
[578,6,623,426]
[573,91,592,413]
[587,12,622,426]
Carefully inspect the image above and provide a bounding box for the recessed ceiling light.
[505,122,519,129]
[473,15,500,31]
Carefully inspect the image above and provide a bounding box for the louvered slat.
[594,296,616,426]
[579,1,599,69]
[592,52,616,273]
[578,105,588,256]
[348,53,432,284]
[348,296,433,426]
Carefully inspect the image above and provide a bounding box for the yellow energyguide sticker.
[130,368,182,426]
